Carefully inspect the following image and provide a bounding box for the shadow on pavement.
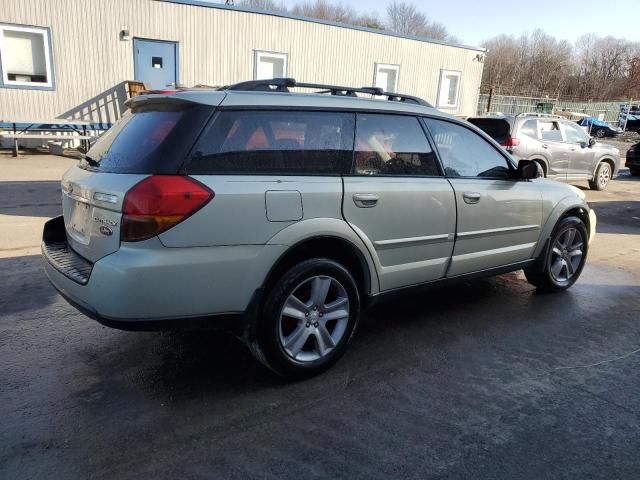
[0,180,62,217]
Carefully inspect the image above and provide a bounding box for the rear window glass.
[519,119,538,138]
[85,103,213,174]
[467,118,511,143]
[184,110,355,175]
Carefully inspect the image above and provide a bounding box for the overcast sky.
[210,0,640,47]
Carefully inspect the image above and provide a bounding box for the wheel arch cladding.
[533,196,592,259]
[261,236,372,306]
[596,157,617,176]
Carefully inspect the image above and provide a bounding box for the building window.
[374,63,399,93]
[437,70,461,109]
[0,24,54,89]
[254,51,287,80]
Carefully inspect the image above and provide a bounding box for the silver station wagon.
[43,79,596,378]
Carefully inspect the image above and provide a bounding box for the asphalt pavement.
[1,154,639,479]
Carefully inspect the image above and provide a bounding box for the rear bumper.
[42,216,285,329]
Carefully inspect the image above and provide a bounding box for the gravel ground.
[1,153,639,479]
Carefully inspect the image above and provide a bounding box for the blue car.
[577,117,623,138]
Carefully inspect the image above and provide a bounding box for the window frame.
[373,63,400,93]
[349,112,444,178]
[0,23,55,90]
[420,116,517,180]
[253,50,288,80]
[436,69,461,109]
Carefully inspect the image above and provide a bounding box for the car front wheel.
[251,258,360,378]
[524,216,588,292]
[589,162,612,190]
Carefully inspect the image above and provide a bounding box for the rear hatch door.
[61,95,218,262]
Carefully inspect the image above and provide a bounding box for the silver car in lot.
[43,79,596,378]
[468,113,620,190]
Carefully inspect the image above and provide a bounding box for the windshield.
[85,103,213,174]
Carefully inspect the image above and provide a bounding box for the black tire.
[588,161,612,190]
[531,159,547,177]
[524,216,588,293]
[595,128,606,138]
[250,258,360,379]
[629,167,640,177]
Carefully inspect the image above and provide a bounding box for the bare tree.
[236,0,287,10]
[385,1,450,40]
[291,0,357,23]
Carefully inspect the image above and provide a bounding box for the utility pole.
[486,86,494,113]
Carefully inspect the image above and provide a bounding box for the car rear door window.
[185,110,355,175]
[539,120,563,142]
[353,114,441,176]
[423,118,512,178]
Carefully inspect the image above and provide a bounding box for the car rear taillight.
[501,136,521,147]
[121,176,214,242]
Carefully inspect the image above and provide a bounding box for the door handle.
[541,144,548,149]
[353,193,379,208]
[462,192,481,204]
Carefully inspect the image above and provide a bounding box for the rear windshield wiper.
[80,153,99,167]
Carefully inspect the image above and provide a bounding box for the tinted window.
[539,121,563,142]
[563,122,587,144]
[353,114,440,176]
[186,111,355,175]
[423,118,511,178]
[86,103,213,174]
[520,119,538,138]
[467,118,511,144]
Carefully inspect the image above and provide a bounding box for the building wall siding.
[0,0,484,122]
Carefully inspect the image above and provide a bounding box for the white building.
[0,0,486,124]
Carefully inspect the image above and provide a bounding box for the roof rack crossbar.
[221,78,433,107]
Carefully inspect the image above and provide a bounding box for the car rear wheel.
[524,216,588,292]
[589,162,612,190]
[250,258,360,378]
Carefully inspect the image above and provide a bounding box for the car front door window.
[422,119,512,178]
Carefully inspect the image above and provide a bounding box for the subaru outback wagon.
[43,79,596,378]
[468,113,620,190]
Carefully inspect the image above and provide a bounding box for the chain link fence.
[477,93,630,123]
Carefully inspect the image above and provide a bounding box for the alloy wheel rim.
[278,275,350,362]
[599,165,610,186]
[549,227,584,283]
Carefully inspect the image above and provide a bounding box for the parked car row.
[42,78,596,378]
[467,113,620,190]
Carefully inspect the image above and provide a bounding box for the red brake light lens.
[501,136,521,147]
[121,175,214,242]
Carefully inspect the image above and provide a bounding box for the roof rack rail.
[515,112,564,119]
[220,78,433,107]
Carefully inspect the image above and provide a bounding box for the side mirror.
[588,137,596,147]
[516,159,542,180]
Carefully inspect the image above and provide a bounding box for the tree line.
[482,30,640,100]
[234,0,640,101]
[234,0,458,42]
